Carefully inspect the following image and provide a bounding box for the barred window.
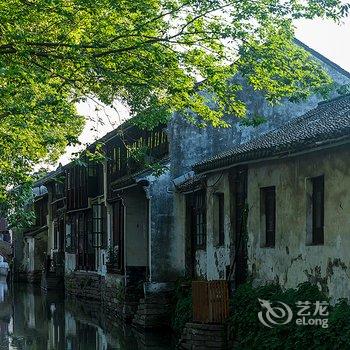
[190,191,206,249]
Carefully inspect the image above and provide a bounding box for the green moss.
[171,280,193,335]
[227,282,350,350]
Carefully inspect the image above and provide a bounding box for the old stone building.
[12,41,350,328]
[0,219,10,276]
[18,185,49,284]
[171,43,350,282]
[193,94,350,300]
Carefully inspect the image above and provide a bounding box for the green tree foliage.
[171,280,192,334]
[0,0,349,225]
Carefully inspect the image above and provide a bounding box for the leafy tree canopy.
[0,0,349,225]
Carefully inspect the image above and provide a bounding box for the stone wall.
[65,270,144,322]
[65,271,103,300]
[101,273,125,317]
[179,323,227,349]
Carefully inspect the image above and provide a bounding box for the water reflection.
[0,278,174,349]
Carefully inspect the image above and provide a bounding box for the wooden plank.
[192,280,229,324]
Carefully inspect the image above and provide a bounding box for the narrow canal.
[0,277,175,349]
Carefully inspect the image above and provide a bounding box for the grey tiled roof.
[194,94,350,173]
[175,174,206,193]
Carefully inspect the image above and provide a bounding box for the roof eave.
[194,136,350,175]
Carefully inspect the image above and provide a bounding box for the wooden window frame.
[107,126,169,182]
[260,186,276,248]
[76,211,96,271]
[91,204,106,248]
[66,166,88,210]
[34,198,47,228]
[311,176,324,245]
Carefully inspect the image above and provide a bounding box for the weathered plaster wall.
[171,191,186,276]
[205,174,231,280]
[169,56,350,279]
[124,187,148,267]
[186,173,232,280]
[144,169,177,281]
[247,145,350,301]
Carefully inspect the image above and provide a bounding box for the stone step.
[179,323,227,350]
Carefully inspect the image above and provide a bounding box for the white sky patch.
[57,98,130,166]
[295,16,350,72]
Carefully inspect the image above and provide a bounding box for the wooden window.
[53,182,64,200]
[76,211,96,271]
[34,198,48,228]
[191,191,207,250]
[65,215,76,253]
[108,145,128,178]
[260,187,276,248]
[312,176,324,245]
[112,147,121,172]
[66,166,88,210]
[53,218,64,251]
[91,204,106,248]
[53,222,59,250]
[213,193,225,246]
[88,163,103,197]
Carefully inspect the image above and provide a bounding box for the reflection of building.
[21,187,48,284]
[0,320,10,350]
[0,278,10,350]
[0,218,10,276]
[4,284,163,349]
[0,279,8,302]
[10,285,62,349]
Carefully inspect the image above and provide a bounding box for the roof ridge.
[294,38,350,79]
[318,93,350,106]
[284,94,350,127]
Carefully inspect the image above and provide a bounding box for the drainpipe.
[148,195,152,282]
[137,179,152,283]
[102,159,110,275]
[144,187,152,283]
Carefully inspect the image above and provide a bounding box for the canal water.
[0,277,175,349]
